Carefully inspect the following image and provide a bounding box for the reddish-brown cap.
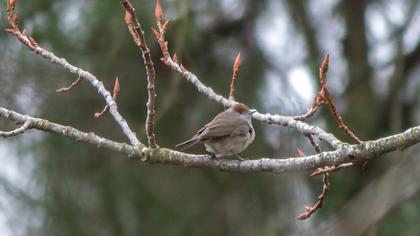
[232,103,250,114]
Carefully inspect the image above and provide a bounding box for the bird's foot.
[234,154,247,161]
[208,153,216,160]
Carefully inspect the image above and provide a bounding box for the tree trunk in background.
[342,0,380,140]
[285,0,321,76]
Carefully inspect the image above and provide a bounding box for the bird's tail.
[175,138,200,150]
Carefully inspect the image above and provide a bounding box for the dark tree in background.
[1,0,420,235]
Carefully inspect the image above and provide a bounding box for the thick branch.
[2,107,420,174]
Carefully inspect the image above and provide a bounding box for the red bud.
[5,28,15,33]
[295,213,308,221]
[163,20,170,31]
[124,10,133,25]
[151,28,160,39]
[172,53,178,63]
[113,77,120,95]
[7,0,16,11]
[233,52,241,71]
[320,54,329,74]
[296,148,305,157]
[11,14,19,26]
[155,0,163,20]
[29,36,38,47]
[362,160,369,170]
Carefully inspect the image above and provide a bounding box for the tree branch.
[295,135,330,220]
[56,76,82,93]
[0,119,31,137]
[2,106,420,174]
[95,77,121,118]
[120,0,158,148]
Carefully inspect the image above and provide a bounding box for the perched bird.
[176,103,256,160]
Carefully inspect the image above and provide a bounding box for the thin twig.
[295,135,330,220]
[120,0,157,148]
[95,77,120,118]
[319,54,362,144]
[305,134,321,154]
[56,76,82,93]
[294,54,362,144]
[311,162,355,176]
[94,106,109,118]
[0,120,31,137]
[296,173,330,220]
[293,94,324,121]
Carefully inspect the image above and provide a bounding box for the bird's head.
[232,103,256,117]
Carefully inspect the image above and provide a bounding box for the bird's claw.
[235,154,247,161]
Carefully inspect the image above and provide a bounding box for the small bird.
[176,103,256,160]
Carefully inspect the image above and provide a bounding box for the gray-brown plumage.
[176,103,256,159]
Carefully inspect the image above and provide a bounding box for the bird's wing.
[186,111,233,140]
[200,117,249,141]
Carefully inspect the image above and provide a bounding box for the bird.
[176,103,256,160]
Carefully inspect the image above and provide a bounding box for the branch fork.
[0,119,31,138]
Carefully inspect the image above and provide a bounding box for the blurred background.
[1,0,420,235]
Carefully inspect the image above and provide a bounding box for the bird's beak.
[249,109,257,115]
